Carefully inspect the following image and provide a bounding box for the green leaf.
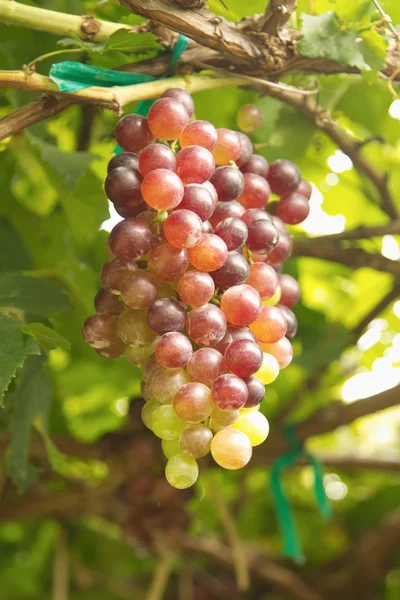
[358,29,388,75]
[5,355,52,492]
[0,315,40,403]
[0,272,71,314]
[299,12,369,70]
[104,30,160,53]
[0,219,31,272]
[22,322,71,352]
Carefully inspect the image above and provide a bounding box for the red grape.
[267,227,293,263]
[179,120,218,151]
[236,132,253,168]
[212,128,241,165]
[243,375,265,407]
[189,234,228,272]
[246,219,279,255]
[107,152,139,173]
[187,348,226,388]
[175,146,215,185]
[105,166,143,208]
[141,169,184,210]
[115,114,154,153]
[276,193,310,224]
[147,97,190,140]
[238,173,271,209]
[278,304,298,339]
[161,88,194,118]
[82,313,118,348]
[94,288,124,316]
[147,298,186,335]
[296,179,312,199]
[164,209,203,249]
[215,218,248,251]
[220,284,261,326]
[173,382,212,423]
[177,270,215,306]
[210,166,244,202]
[246,263,279,300]
[101,258,138,295]
[241,154,269,178]
[278,274,300,307]
[214,324,256,355]
[178,184,214,221]
[241,208,269,227]
[249,305,287,343]
[186,304,227,346]
[267,159,301,195]
[225,339,263,378]
[211,374,248,410]
[156,332,193,369]
[209,201,245,228]
[120,270,158,310]
[148,240,189,281]
[212,251,249,288]
[139,143,176,176]
[109,219,152,261]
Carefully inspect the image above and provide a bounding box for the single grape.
[141,168,184,210]
[224,339,263,378]
[211,428,252,469]
[178,184,214,221]
[120,270,158,310]
[95,338,125,359]
[215,218,248,251]
[212,251,249,288]
[267,223,293,263]
[148,240,189,281]
[202,180,218,208]
[278,304,298,339]
[139,143,176,176]
[117,309,157,347]
[296,179,312,199]
[162,438,181,459]
[151,404,185,440]
[276,193,310,224]
[113,200,148,219]
[246,262,279,300]
[220,284,261,326]
[94,288,123,316]
[177,270,215,306]
[209,201,245,228]
[165,453,198,489]
[246,219,279,254]
[236,132,253,168]
[155,332,193,369]
[82,313,118,348]
[186,304,227,346]
[214,324,257,355]
[147,298,186,335]
[259,337,293,369]
[210,166,244,202]
[237,104,262,133]
[243,375,265,407]
[105,166,143,208]
[209,406,239,431]
[254,352,280,384]
[189,234,228,272]
[179,424,213,458]
[237,173,271,209]
[173,382,212,423]
[249,305,287,343]
[187,348,226,388]
[115,114,154,153]
[202,220,213,233]
[179,119,218,150]
[151,366,190,404]
[232,411,269,446]
[211,374,248,410]
[176,146,215,185]
[241,154,269,179]
[108,219,152,261]
[278,274,300,307]
[164,209,203,249]
[142,399,161,429]
[212,128,241,165]
[124,339,158,368]
[161,88,194,118]
[240,208,269,227]
[147,97,190,140]
[107,152,139,173]
[267,159,301,195]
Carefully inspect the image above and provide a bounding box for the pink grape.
[241,208,269,227]
[82,313,119,349]
[187,348,226,388]
[202,221,213,233]
[212,251,249,288]
[107,152,139,173]
[147,298,186,335]
[211,374,248,410]
[120,270,158,310]
[175,146,215,185]
[202,180,218,207]
[276,193,310,224]
[267,227,293,263]
[105,166,143,208]
[209,201,245,228]
[249,305,287,343]
[243,375,265,407]
[115,114,154,153]
[177,270,215,306]
[179,424,213,458]
[236,132,253,168]
[278,274,300,307]
[94,289,123,316]
[259,337,293,369]
[246,262,279,300]
[241,154,269,178]
[238,173,271,209]
[139,144,176,176]
[246,219,279,254]
[95,338,125,359]
[109,219,152,261]
[220,284,261,326]
[179,120,218,151]
[267,159,301,195]
[164,209,203,249]
[189,234,228,272]
[214,324,256,355]
[296,179,312,199]
[212,128,241,165]
[148,240,189,281]
[141,169,184,210]
[186,304,227,346]
[278,304,298,339]
[161,87,194,118]
[147,97,190,140]
[210,166,244,202]
[215,218,248,250]
[237,104,262,133]
[173,382,212,423]
[101,258,138,295]
[224,339,263,378]
[156,332,193,369]
[178,184,214,221]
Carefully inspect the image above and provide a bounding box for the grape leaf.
[0,315,40,403]
[22,322,71,352]
[104,30,160,53]
[5,355,52,492]
[0,220,31,272]
[0,273,71,314]
[298,12,369,70]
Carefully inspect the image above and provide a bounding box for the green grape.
[162,438,181,459]
[209,406,239,431]
[165,453,199,489]
[179,424,213,458]
[141,400,161,430]
[232,411,269,446]
[151,404,185,440]
[124,339,158,368]
[254,353,280,385]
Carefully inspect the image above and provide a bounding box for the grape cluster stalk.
[82,95,310,489]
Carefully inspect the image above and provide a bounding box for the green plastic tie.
[270,423,331,564]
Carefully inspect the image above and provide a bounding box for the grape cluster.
[82,93,309,489]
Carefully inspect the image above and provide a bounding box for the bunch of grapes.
[82,91,310,489]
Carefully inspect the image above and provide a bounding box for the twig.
[146,552,175,600]
[259,0,298,35]
[351,281,400,339]
[53,525,69,600]
[371,0,400,42]
[303,220,400,242]
[76,104,97,152]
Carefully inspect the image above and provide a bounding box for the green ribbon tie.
[270,423,331,564]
